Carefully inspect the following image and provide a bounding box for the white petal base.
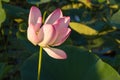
[43,47,67,59]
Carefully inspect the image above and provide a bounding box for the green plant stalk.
[37,47,43,80]
[42,11,47,23]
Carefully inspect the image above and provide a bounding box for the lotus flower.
[27,6,71,59]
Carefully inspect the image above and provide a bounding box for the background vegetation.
[0,0,120,80]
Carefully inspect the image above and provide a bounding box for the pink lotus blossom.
[27,6,71,59]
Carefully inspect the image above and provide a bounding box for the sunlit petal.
[55,17,70,28]
[37,27,44,43]
[53,28,71,46]
[34,17,42,32]
[43,47,67,59]
[49,17,70,45]
[45,8,63,24]
[27,24,39,45]
[29,6,42,26]
[38,24,55,47]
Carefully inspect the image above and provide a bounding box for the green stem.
[42,11,47,23]
[36,3,39,7]
[37,47,43,80]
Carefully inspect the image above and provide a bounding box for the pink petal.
[38,24,56,47]
[47,30,58,45]
[53,28,71,46]
[34,17,42,32]
[43,47,67,59]
[48,17,70,45]
[51,17,71,46]
[37,27,44,43]
[27,24,40,45]
[45,8,63,24]
[29,6,42,27]
[55,17,70,28]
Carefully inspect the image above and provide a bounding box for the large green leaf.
[109,0,120,4]
[111,10,120,25]
[27,0,50,4]
[109,0,116,4]
[1,0,10,2]
[20,46,120,80]
[0,8,6,26]
[3,4,28,20]
[98,0,106,3]
[0,1,6,27]
[0,63,13,80]
[79,0,92,8]
[0,63,5,79]
[27,0,56,4]
[70,22,98,36]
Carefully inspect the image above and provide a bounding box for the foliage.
[21,46,120,80]
[0,0,120,80]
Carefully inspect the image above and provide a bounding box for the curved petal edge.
[43,47,67,59]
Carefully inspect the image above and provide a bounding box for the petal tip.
[30,6,40,14]
[62,54,67,59]
[43,48,67,59]
[31,6,38,10]
[56,8,62,12]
